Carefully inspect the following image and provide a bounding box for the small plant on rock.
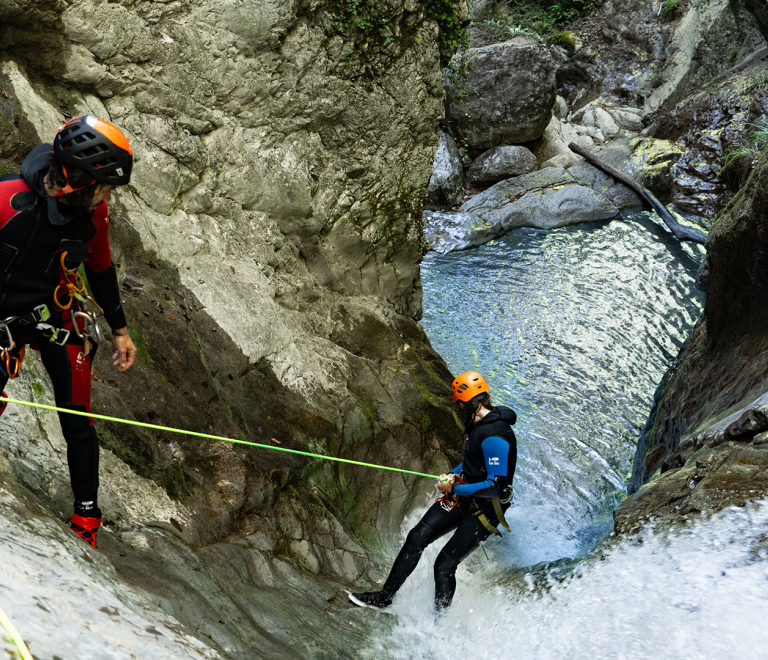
[718,117,768,186]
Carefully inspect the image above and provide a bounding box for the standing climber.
[0,115,137,548]
[350,371,517,611]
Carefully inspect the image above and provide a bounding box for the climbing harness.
[0,252,104,380]
[54,251,87,311]
[436,476,512,535]
[54,250,104,355]
[473,493,512,537]
[0,396,440,480]
[436,476,466,510]
[0,603,34,660]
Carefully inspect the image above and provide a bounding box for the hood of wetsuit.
[20,143,53,196]
[476,405,517,427]
[20,143,88,227]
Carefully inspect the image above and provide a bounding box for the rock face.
[653,63,768,217]
[466,145,537,185]
[424,136,689,252]
[424,161,642,252]
[425,131,464,209]
[445,38,556,148]
[618,146,768,534]
[0,1,462,656]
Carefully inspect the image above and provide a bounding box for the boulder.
[424,166,629,252]
[593,106,620,138]
[540,152,580,169]
[466,145,536,185]
[425,131,464,209]
[554,95,569,120]
[531,115,593,166]
[445,38,556,148]
[606,106,644,132]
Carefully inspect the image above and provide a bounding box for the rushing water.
[353,211,767,658]
[420,211,706,551]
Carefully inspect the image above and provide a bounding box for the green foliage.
[329,0,467,66]
[425,0,469,54]
[660,0,682,18]
[718,117,768,180]
[504,0,602,37]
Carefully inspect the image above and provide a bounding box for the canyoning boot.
[70,507,102,548]
[348,590,393,610]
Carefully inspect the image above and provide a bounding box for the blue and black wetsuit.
[379,405,517,609]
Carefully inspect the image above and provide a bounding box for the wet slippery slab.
[424,165,635,252]
[423,135,699,253]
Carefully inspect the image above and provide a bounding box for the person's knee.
[404,521,434,551]
[58,406,95,443]
[434,549,459,580]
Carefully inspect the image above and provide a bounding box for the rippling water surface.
[420,211,705,549]
[355,212,736,659]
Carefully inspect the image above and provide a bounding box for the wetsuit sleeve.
[450,463,463,474]
[452,436,509,497]
[85,203,127,330]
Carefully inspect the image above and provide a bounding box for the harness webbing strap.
[492,497,511,532]
[472,496,511,536]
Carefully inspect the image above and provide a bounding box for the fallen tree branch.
[568,142,708,245]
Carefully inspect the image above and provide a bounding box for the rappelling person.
[0,115,137,548]
[350,371,517,612]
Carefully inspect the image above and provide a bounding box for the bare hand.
[437,474,454,493]
[112,329,136,371]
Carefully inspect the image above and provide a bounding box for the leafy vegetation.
[718,117,768,184]
[329,0,467,65]
[660,0,682,18]
[502,0,603,38]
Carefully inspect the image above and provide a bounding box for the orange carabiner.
[435,477,466,509]
[2,349,21,379]
[54,251,87,311]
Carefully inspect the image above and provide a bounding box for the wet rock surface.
[424,136,694,252]
[619,147,768,532]
[0,0,460,656]
[465,145,537,185]
[425,131,465,210]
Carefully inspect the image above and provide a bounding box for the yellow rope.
[0,397,439,480]
[0,604,33,660]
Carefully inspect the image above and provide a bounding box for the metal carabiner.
[72,311,102,342]
[3,350,20,379]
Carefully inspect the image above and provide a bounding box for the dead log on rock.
[568,142,708,244]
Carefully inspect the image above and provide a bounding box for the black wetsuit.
[0,145,126,512]
[381,405,517,609]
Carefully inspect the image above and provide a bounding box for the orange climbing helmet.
[451,371,490,403]
[53,115,133,189]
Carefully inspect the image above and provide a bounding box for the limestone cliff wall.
[0,0,462,625]
[616,146,768,533]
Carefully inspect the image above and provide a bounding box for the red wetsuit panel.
[86,202,111,273]
[66,344,93,417]
[0,179,32,231]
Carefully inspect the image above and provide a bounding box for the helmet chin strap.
[54,165,96,197]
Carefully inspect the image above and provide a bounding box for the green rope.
[0,604,33,660]
[482,543,489,561]
[0,397,439,480]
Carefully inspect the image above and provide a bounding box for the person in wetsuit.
[350,371,517,611]
[0,115,137,547]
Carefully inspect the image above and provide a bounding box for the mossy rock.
[550,31,577,54]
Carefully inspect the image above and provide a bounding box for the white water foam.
[362,499,768,660]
